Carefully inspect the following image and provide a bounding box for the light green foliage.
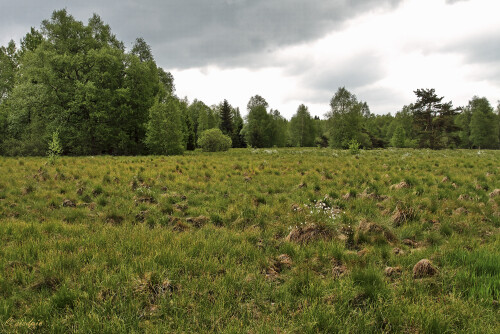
[289,104,315,147]
[145,98,185,155]
[468,96,499,149]
[197,128,232,152]
[326,87,367,148]
[47,130,62,163]
[391,125,406,148]
[0,40,17,103]
[245,95,272,148]
[348,139,360,154]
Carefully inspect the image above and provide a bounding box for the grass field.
[0,148,499,333]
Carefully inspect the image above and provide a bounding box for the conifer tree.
[219,99,233,136]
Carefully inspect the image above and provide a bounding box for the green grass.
[0,148,499,333]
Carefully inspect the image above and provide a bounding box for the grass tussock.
[0,148,499,332]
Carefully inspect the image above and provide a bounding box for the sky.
[1,0,499,119]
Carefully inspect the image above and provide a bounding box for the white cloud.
[173,0,500,118]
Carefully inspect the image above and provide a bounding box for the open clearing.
[1,149,499,333]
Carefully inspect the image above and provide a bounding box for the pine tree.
[231,107,246,148]
[219,99,233,136]
[411,89,458,149]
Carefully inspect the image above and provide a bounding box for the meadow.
[0,148,499,333]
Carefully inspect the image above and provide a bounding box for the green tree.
[145,97,185,155]
[0,40,17,103]
[245,95,272,148]
[456,106,472,148]
[469,96,499,149]
[326,87,366,148]
[289,104,315,147]
[390,125,406,148]
[1,10,167,156]
[411,88,458,149]
[219,99,233,136]
[231,107,246,148]
[269,109,288,147]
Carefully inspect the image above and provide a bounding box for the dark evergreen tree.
[231,107,246,148]
[411,89,458,149]
[219,99,233,136]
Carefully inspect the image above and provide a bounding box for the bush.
[197,128,232,152]
[348,139,360,155]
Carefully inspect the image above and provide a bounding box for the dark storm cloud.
[0,0,403,69]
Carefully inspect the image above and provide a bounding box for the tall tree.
[231,107,246,148]
[326,87,366,148]
[0,9,167,156]
[289,104,315,147]
[0,40,17,103]
[145,96,185,155]
[411,88,458,149]
[269,109,288,147]
[468,96,499,149]
[244,95,272,148]
[219,99,233,136]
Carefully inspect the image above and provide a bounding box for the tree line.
[1,10,499,156]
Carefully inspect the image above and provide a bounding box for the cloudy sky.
[1,0,499,118]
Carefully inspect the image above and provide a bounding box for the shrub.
[197,128,232,152]
[47,131,63,163]
[348,139,360,155]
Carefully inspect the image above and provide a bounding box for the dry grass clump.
[264,254,293,279]
[186,215,209,227]
[357,220,397,243]
[489,189,500,198]
[392,205,416,226]
[285,223,334,244]
[385,266,402,278]
[413,259,438,279]
[390,181,410,190]
[332,258,348,278]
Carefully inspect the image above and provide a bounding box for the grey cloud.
[288,53,385,104]
[0,0,403,69]
[442,32,500,84]
[455,34,500,65]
